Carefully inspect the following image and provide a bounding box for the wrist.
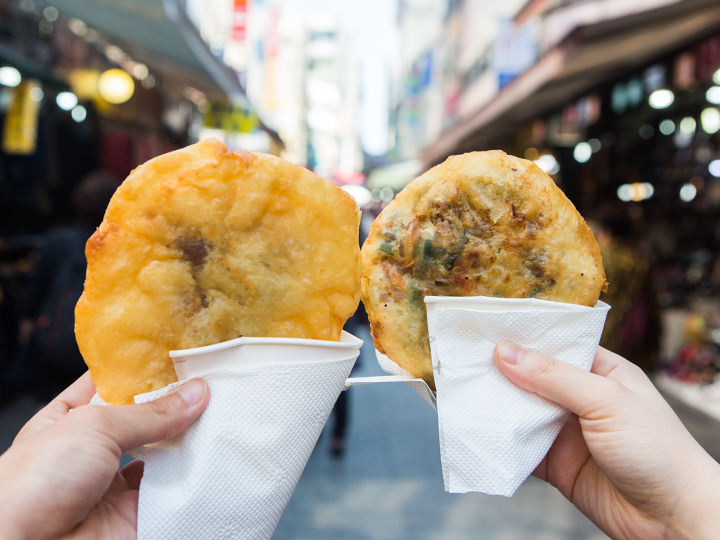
[0,457,31,540]
[668,452,720,540]
[0,505,27,540]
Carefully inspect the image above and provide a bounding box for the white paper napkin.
[129,332,362,540]
[423,296,609,496]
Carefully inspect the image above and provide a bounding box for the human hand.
[494,343,720,540]
[0,372,209,539]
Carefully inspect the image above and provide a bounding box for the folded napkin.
[130,332,362,539]
[423,296,609,496]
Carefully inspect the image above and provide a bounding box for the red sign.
[232,0,247,42]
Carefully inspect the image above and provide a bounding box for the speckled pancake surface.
[361,151,606,388]
[76,138,361,404]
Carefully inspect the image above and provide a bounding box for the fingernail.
[177,379,205,406]
[497,341,523,365]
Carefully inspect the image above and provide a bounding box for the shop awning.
[422,0,720,167]
[52,0,282,145]
[0,43,67,87]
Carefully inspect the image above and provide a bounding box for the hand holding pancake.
[495,343,720,540]
[0,373,209,539]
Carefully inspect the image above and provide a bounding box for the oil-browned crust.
[76,138,361,404]
[361,151,607,388]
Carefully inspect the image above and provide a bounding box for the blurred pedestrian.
[15,171,118,401]
[330,302,369,458]
[328,200,374,457]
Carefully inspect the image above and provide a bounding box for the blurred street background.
[1,0,720,538]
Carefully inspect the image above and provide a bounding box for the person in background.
[330,300,369,458]
[15,171,119,401]
[328,201,373,458]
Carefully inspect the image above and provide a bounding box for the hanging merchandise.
[203,101,259,134]
[697,35,720,81]
[673,52,696,90]
[2,79,41,155]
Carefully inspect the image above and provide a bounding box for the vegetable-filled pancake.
[76,138,361,404]
[361,151,607,388]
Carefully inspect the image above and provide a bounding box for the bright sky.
[286,0,398,156]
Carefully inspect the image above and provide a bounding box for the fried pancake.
[76,138,361,404]
[361,151,607,388]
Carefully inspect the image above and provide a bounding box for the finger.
[543,416,590,499]
[532,456,548,482]
[590,347,623,377]
[120,460,145,490]
[15,372,96,442]
[53,371,97,408]
[592,347,654,393]
[532,416,587,491]
[494,341,622,418]
[73,378,209,452]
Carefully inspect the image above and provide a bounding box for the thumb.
[72,378,210,452]
[494,341,619,418]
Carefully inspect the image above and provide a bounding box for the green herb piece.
[379,242,394,255]
[412,240,422,259]
[422,239,446,261]
[408,282,425,309]
[414,260,429,279]
[423,239,433,259]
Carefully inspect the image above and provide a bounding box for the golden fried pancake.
[76,138,361,404]
[361,151,606,388]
